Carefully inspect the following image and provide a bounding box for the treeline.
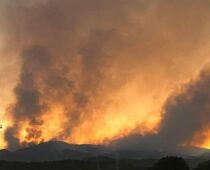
[151,156,210,170]
[0,158,155,170]
[0,156,209,170]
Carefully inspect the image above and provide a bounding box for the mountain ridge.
[1,141,210,162]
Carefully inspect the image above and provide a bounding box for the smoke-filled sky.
[1,0,210,150]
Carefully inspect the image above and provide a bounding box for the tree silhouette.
[152,156,190,170]
[194,160,210,170]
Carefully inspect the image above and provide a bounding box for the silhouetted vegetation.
[193,160,210,170]
[3,156,210,170]
[152,156,190,170]
[0,157,156,170]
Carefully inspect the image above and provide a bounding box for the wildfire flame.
[1,89,163,149]
[1,0,210,151]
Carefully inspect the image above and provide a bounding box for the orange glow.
[0,68,208,149]
[2,0,210,151]
[0,110,12,149]
[186,129,210,149]
[0,88,164,149]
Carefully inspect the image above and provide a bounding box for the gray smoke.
[5,46,73,150]
[113,67,210,151]
[1,0,210,150]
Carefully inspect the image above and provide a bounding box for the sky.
[1,0,210,150]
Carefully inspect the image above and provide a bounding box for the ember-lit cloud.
[0,0,210,150]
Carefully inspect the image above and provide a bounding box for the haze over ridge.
[0,0,210,150]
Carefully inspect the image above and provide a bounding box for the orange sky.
[1,0,210,150]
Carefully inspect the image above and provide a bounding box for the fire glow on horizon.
[1,0,210,150]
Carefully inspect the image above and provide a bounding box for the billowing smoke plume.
[5,46,76,149]
[114,67,210,151]
[159,68,210,147]
[1,0,210,150]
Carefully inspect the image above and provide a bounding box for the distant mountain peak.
[1,141,209,162]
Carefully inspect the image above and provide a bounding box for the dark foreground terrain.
[0,157,210,170]
[0,158,157,170]
[1,156,210,170]
[1,142,210,169]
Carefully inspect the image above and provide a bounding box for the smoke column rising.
[0,0,210,150]
[113,67,210,151]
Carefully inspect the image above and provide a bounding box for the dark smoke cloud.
[5,46,79,150]
[1,0,210,150]
[159,68,210,147]
[113,67,210,151]
[5,47,61,149]
[5,47,49,150]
